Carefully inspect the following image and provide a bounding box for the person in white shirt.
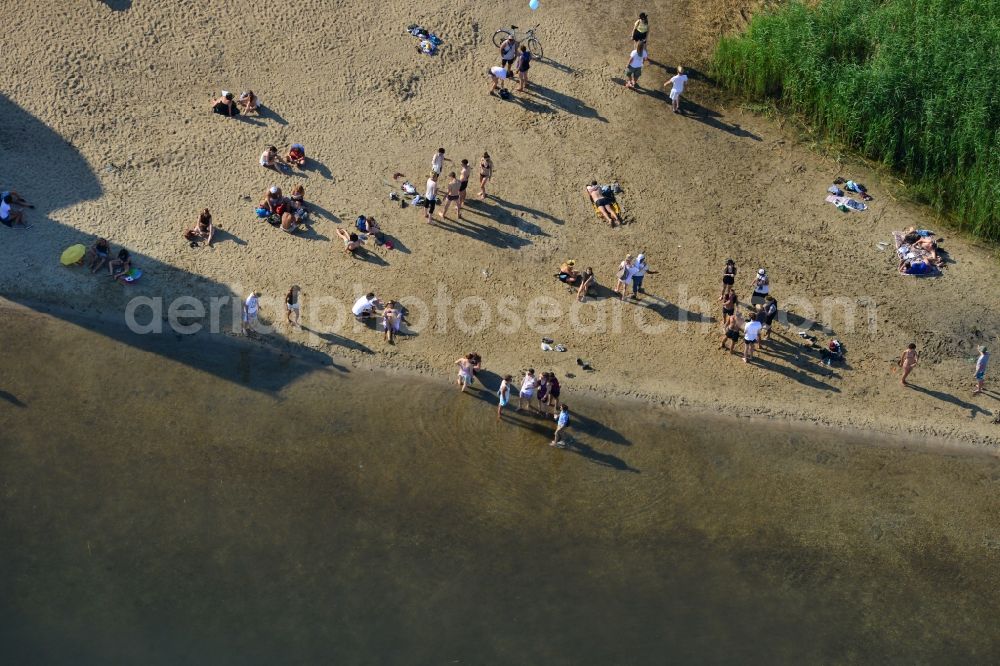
[352,292,381,320]
[630,253,658,299]
[743,313,763,363]
[242,291,261,335]
[664,65,689,113]
[488,65,509,95]
[422,172,438,221]
[518,369,537,411]
[430,147,449,175]
[624,43,649,89]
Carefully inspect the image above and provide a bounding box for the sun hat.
[757,268,766,275]
[269,185,279,194]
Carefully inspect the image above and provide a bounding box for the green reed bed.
[713,0,1000,241]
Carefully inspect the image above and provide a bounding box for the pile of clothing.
[408,25,443,55]
[825,177,871,212]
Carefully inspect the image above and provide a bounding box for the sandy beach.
[1,0,998,445]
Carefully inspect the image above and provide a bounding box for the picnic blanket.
[825,194,867,211]
[893,231,942,277]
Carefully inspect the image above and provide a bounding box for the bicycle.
[492,24,543,60]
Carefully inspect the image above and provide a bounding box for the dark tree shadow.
[431,216,533,249]
[0,390,27,408]
[98,0,132,10]
[0,93,333,395]
[525,83,608,122]
[257,105,288,126]
[908,384,993,418]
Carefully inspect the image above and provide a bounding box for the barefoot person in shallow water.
[899,343,918,386]
[456,354,475,392]
[497,375,512,419]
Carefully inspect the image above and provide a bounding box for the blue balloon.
[529,0,539,9]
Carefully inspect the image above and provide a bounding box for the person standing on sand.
[497,375,512,419]
[456,354,475,392]
[664,66,688,114]
[488,65,510,95]
[899,343,918,386]
[479,152,493,199]
[516,45,532,92]
[973,345,989,394]
[458,159,471,207]
[551,404,570,448]
[720,259,737,299]
[721,289,737,322]
[242,290,261,335]
[285,285,301,328]
[632,13,649,48]
[624,42,649,90]
[750,268,770,306]
[423,173,438,222]
[518,369,537,411]
[630,253,657,299]
[430,147,449,176]
[500,34,518,75]
[760,295,778,344]
[719,309,743,354]
[743,313,762,363]
[440,172,462,220]
[616,254,635,301]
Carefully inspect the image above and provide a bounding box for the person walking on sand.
[423,172,438,222]
[664,66,689,114]
[458,159,471,207]
[456,354,475,392]
[743,313,762,363]
[479,152,493,199]
[242,290,261,335]
[516,45,532,92]
[720,309,744,354]
[760,295,778,344]
[550,404,570,448]
[518,369,537,411]
[973,345,989,394]
[632,13,649,48]
[430,147,450,176]
[440,172,462,220]
[616,254,636,301]
[630,253,657,299]
[497,375,512,419]
[899,343,918,386]
[285,285,301,328]
[500,34,518,75]
[624,42,649,90]
[720,258,737,299]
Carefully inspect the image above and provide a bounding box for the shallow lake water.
[1,305,999,664]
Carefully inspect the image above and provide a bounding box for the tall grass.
[713,0,1000,242]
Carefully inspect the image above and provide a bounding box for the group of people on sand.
[260,144,307,172]
[211,90,260,117]
[897,342,989,394]
[717,261,779,363]
[83,237,133,280]
[489,36,532,95]
[621,14,688,113]
[495,369,570,446]
[420,148,494,222]
[255,184,310,233]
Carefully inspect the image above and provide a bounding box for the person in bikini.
[439,172,462,220]
[899,343,918,386]
[478,152,493,199]
[86,237,111,273]
[720,259,737,299]
[458,159,471,207]
[586,181,620,226]
[184,209,215,246]
[336,228,363,254]
[382,301,402,344]
[721,289,737,321]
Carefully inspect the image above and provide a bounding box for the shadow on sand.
[0,93,335,394]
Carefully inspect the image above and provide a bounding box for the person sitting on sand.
[488,66,509,95]
[238,90,259,115]
[184,209,215,246]
[558,260,580,286]
[259,146,284,172]
[260,186,284,214]
[382,301,401,343]
[357,216,385,245]
[0,192,28,228]
[211,91,239,117]
[336,228,364,254]
[85,237,111,273]
[281,210,305,233]
[285,143,306,167]
[912,236,945,267]
[109,248,131,279]
[586,181,620,227]
[578,267,596,302]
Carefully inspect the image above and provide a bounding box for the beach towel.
[825,195,867,211]
[892,231,942,277]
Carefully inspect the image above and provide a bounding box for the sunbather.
[238,91,259,115]
[558,260,580,285]
[184,209,215,246]
[336,228,363,254]
[899,259,932,275]
[586,181,620,227]
[86,237,111,273]
[285,143,306,167]
[211,92,239,117]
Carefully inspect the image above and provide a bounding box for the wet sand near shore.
[2,306,999,663]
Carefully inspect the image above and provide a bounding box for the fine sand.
[0,0,997,445]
